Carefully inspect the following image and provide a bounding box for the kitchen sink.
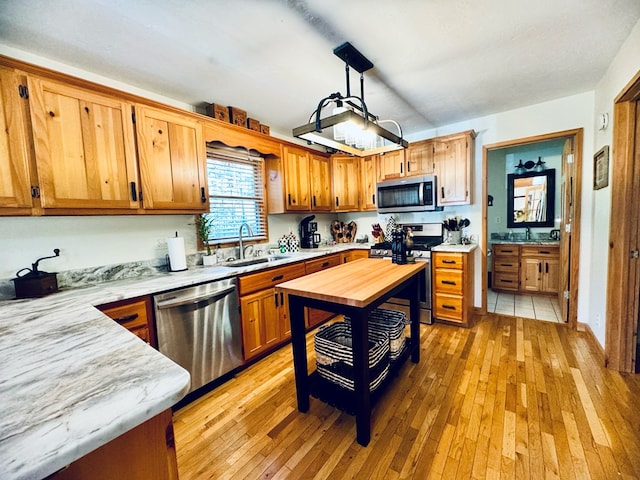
[222,255,291,268]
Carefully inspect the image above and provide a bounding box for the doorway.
[482,129,583,329]
[606,70,640,373]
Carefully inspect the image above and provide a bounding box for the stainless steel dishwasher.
[153,277,242,394]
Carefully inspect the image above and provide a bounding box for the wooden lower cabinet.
[238,262,306,361]
[432,251,474,327]
[98,296,155,347]
[520,247,560,293]
[492,244,520,292]
[48,409,178,480]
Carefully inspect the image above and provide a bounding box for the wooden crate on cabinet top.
[205,103,229,122]
[247,118,260,131]
[228,106,247,127]
[260,124,270,135]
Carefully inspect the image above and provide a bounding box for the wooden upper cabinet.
[331,155,360,212]
[378,149,406,180]
[309,153,331,211]
[434,130,475,206]
[282,145,311,211]
[360,154,378,211]
[406,139,435,176]
[0,67,32,213]
[135,105,208,211]
[27,75,139,210]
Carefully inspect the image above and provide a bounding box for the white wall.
[589,18,640,345]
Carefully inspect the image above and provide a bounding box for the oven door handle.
[156,285,236,310]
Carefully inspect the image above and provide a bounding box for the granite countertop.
[0,243,366,480]
[431,243,478,253]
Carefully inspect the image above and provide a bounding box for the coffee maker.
[299,215,321,248]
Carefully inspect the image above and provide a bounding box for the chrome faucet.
[238,222,254,259]
[525,227,531,240]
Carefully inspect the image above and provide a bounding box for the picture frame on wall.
[593,145,610,190]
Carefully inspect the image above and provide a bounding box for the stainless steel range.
[370,223,443,324]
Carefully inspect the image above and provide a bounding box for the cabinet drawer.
[433,252,465,269]
[494,259,519,273]
[492,244,520,256]
[434,269,463,294]
[520,246,559,257]
[239,262,306,295]
[305,254,341,274]
[434,293,463,322]
[493,273,519,291]
[100,300,148,330]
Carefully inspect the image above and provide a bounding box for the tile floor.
[487,289,564,322]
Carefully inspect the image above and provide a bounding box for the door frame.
[481,129,583,329]
[605,70,640,373]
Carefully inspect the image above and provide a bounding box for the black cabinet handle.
[201,187,206,203]
[280,292,284,305]
[372,194,375,204]
[288,194,291,205]
[272,274,284,281]
[503,279,514,283]
[442,305,456,310]
[313,195,316,207]
[335,196,339,207]
[502,263,513,267]
[274,293,279,307]
[442,280,457,285]
[130,182,137,201]
[441,186,445,198]
[503,249,514,253]
[400,162,403,174]
[545,263,549,273]
[113,313,139,324]
[442,259,456,264]
[538,263,542,273]
[322,261,330,268]
[540,250,550,254]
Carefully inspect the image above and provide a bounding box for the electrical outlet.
[495,216,502,224]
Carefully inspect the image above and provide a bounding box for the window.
[204,143,267,244]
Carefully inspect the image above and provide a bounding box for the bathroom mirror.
[507,169,555,228]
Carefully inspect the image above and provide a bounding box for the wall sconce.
[534,156,546,172]
[515,159,525,174]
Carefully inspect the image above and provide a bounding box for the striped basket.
[314,321,390,392]
[345,308,408,360]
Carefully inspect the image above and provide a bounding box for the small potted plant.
[196,214,216,266]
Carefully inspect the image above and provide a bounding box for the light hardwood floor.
[173,314,640,479]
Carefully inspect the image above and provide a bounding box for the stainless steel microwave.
[376,175,437,213]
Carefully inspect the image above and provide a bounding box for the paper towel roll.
[167,236,187,271]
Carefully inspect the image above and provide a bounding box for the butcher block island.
[277,258,425,446]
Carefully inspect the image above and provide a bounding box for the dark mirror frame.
[506,169,555,228]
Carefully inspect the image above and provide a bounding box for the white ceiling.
[1,0,639,140]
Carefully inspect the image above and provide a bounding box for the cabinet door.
[360,155,378,210]
[282,145,310,210]
[135,105,207,211]
[309,153,331,211]
[240,288,280,360]
[435,134,471,206]
[520,258,542,292]
[0,67,32,211]
[406,139,435,176]
[378,149,405,180]
[542,258,560,293]
[331,155,360,211]
[28,76,139,209]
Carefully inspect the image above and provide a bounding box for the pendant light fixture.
[292,42,408,157]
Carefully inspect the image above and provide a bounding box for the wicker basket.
[345,308,408,360]
[314,321,389,392]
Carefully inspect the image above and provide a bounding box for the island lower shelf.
[309,340,413,415]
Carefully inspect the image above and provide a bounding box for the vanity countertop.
[431,243,478,253]
[490,239,560,246]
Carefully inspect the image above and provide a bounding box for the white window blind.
[204,143,267,243]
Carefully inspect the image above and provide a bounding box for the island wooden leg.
[288,294,309,412]
[409,274,421,363]
[350,309,371,446]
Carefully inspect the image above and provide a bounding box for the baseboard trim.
[578,322,606,365]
